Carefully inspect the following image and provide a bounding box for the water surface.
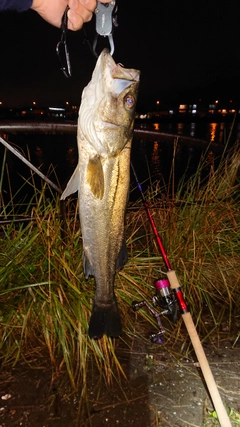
[0,120,238,206]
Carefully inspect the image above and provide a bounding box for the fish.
[61,49,140,339]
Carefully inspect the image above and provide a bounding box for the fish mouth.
[101,49,140,95]
[97,119,120,129]
[103,122,119,128]
[97,121,130,133]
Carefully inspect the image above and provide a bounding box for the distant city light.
[1,98,239,121]
[179,104,187,113]
[153,123,160,131]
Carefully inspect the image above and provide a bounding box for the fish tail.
[88,296,122,339]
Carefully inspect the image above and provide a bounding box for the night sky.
[0,0,240,109]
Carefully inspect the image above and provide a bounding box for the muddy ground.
[0,315,239,427]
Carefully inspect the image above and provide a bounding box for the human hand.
[31,0,112,31]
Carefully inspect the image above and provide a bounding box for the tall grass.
[0,142,240,392]
[124,143,240,346]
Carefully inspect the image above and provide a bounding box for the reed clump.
[0,143,240,388]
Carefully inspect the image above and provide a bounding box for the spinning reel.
[132,278,179,343]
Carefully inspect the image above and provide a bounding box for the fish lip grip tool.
[93,1,118,57]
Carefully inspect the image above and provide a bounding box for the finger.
[79,0,96,10]
[68,8,86,30]
[68,0,79,10]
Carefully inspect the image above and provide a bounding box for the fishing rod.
[130,162,232,427]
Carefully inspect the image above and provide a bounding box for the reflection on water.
[219,123,225,144]
[209,123,217,142]
[130,136,221,200]
[151,141,161,182]
[190,123,195,138]
[177,123,184,135]
[144,120,240,144]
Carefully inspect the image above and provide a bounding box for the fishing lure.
[56,6,71,78]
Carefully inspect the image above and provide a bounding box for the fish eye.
[124,94,135,109]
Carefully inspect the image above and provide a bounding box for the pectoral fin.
[87,157,104,199]
[61,166,80,200]
[82,251,94,279]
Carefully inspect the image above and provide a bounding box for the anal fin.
[82,251,94,279]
